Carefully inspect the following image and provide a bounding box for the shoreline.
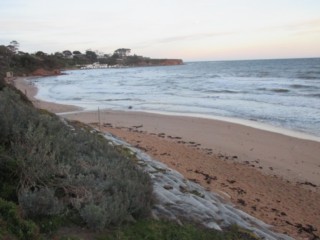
[13,77,82,113]
[59,108,320,143]
[13,76,320,239]
[26,68,320,143]
[62,109,320,186]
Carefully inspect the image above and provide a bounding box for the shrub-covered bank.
[0,84,153,237]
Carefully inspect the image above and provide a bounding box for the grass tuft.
[96,220,260,240]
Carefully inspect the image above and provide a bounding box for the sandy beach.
[13,77,81,113]
[14,77,320,239]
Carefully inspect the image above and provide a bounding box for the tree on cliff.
[35,51,46,57]
[62,50,72,58]
[73,50,82,55]
[0,45,13,58]
[7,40,19,53]
[0,45,13,69]
[114,48,131,58]
[54,52,64,58]
[125,54,142,65]
[85,50,97,62]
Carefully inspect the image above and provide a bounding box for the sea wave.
[204,90,243,94]
[306,93,320,98]
[270,89,290,93]
[290,84,315,89]
[101,98,143,102]
[256,88,290,93]
[296,74,318,80]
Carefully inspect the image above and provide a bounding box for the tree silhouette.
[7,40,19,53]
[114,48,131,58]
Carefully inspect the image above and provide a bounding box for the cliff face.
[129,58,183,67]
[147,59,183,66]
[32,68,61,76]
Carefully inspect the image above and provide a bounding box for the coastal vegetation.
[0,42,258,239]
[0,79,153,237]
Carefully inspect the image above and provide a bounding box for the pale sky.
[1,0,320,61]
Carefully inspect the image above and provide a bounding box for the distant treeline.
[0,41,182,77]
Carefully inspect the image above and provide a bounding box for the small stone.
[163,185,173,190]
[237,199,246,206]
[280,212,287,216]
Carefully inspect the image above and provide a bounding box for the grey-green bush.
[0,87,152,230]
[19,188,64,217]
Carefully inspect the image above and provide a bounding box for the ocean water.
[34,58,320,137]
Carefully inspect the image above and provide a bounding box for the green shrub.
[0,147,19,202]
[32,215,69,235]
[97,220,260,240]
[80,204,107,231]
[59,236,81,240]
[0,198,39,239]
[19,188,63,217]
[0,73,5,90]
[0,87,152,231]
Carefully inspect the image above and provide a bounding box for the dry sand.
[62,110,320,187]
[13,77,320,239]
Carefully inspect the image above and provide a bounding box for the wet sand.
[13,77,320,239]
[13,77,81,113]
